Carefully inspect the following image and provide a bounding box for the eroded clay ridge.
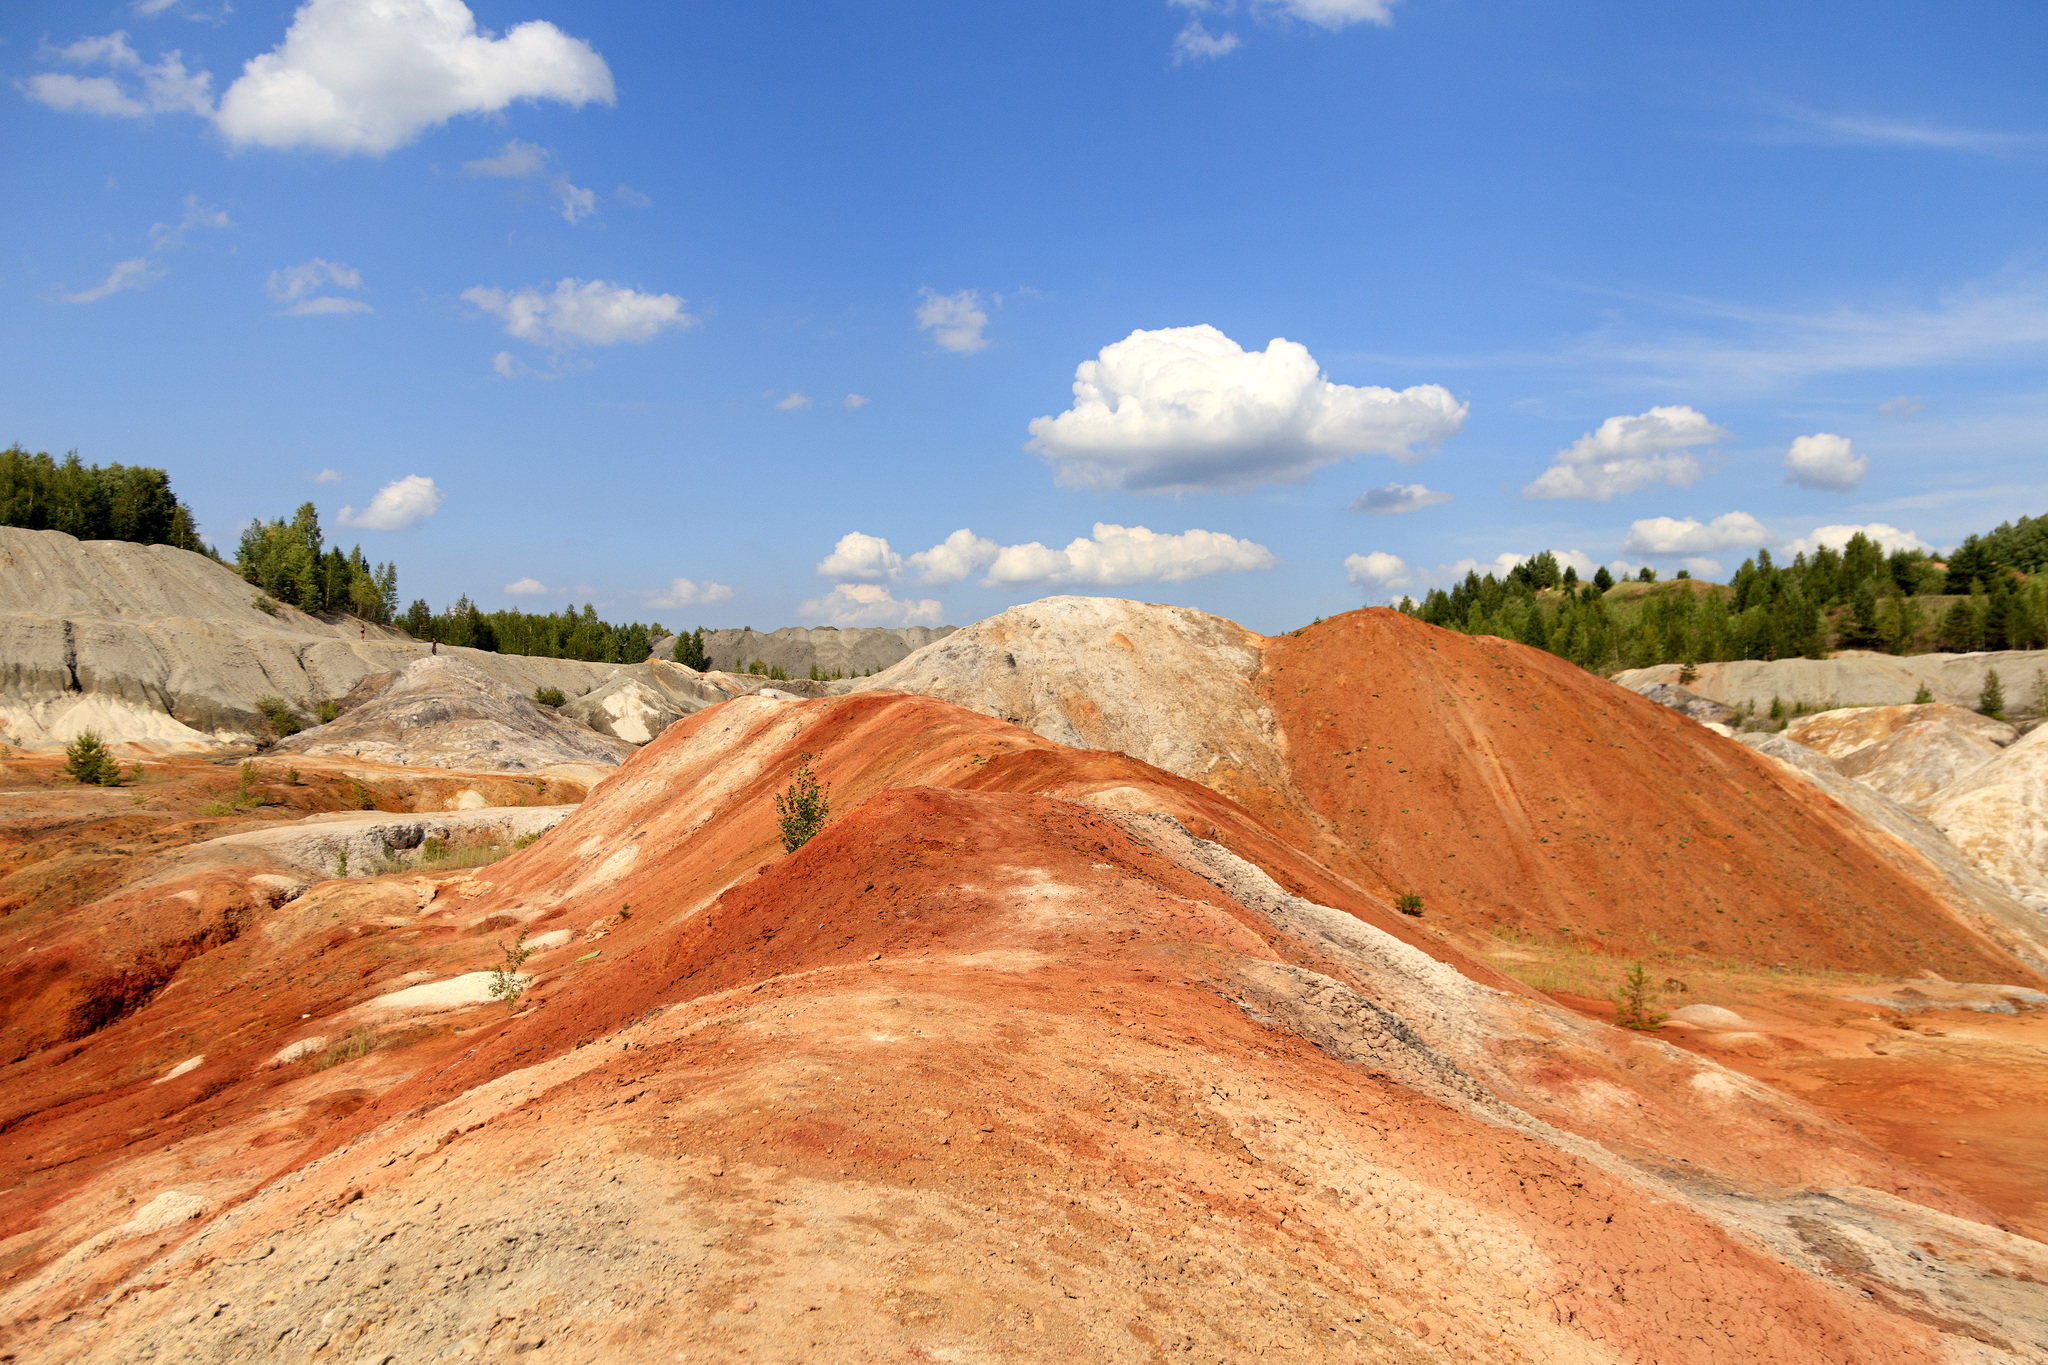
[4,681,2046,1362]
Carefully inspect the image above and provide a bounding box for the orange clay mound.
[1263,610,2040,979]
[6,690,2047,1363]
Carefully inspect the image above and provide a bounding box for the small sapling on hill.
[1614,962,1667,1031]
[489,930,537,1012]
[775,751,831,853]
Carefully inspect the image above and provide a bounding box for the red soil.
[3,688,2044,1361]
[1254,609,2033,982]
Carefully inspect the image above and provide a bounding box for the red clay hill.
[7,683,2048,1362]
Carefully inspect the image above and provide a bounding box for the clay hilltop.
[658,623,958,678]
[8,592,2048,1362]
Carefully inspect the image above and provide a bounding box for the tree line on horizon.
[0,447,210,553]
[1397,516,2048,673]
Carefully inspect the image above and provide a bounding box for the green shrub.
[1394,892,1424,917]
[774,751,831,853]
[203,801,234,818]
[533,686,566,708]
[768,664,789,681]
[252,595,279,616]
[63,730,121,786]
[488,931,537,1012]
[348,780,376,810]
[316,699,339,724]
[421,836,444,862]
[254,696,301,737]
[2033,669,2048,717]
[673,628,708,671]
[1614,963,1667,1031]
[312,1025,378,1070]
[334,847,349,877]
[1912,683,1935,704]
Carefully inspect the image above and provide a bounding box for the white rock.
[1923,723,2048,912]
[368,970,528,1013]
[154,1056,203,1084]
[1670,1004,1746,1029]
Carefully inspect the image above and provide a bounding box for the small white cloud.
[213,0,614,156]
[336,474,442,532]
[906,529,1000,586]
[1028,324,1466,494]
[1782,432,1867,491]
[267,257,368,315]
[464,279,696,350]
[463,139,550,178]
[842,393,869,409]
[1350,482,1452,515]
[504,577,550,596]
[62,256,156,304]
[1522,405,1727,501]
[147,193,232,251]
[23,30,215,118]
[1344,550,1412,591]
[1782,522,1931,557]
[1622,512,1770,556]
[1679,557,1723,577]
[984,523,1276,587]
[916,288,989,354]
[310,468,341,484]
[775,392,812,410]
[1264,0,1399,28]
[816,532,902,581]
[1172,21,1241,62]
[800,583,943,628]
[643,577,733,609]
[552,178,596,224]
[1877,395,1924,420]
[614,184,651,207]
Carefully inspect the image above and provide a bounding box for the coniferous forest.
[0,446,210,553]
[1399,519,2048,672]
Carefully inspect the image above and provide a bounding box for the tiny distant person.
[431,640,438,655]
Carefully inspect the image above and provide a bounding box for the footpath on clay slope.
[7,688,2044,1363]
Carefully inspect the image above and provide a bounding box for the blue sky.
[4,0,2045,634]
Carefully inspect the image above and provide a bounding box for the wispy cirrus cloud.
[1755,102,2047,157]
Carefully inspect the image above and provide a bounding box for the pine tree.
[1980,668,2005,718]
[1614,963,1666,1031]
[63,730,120,786]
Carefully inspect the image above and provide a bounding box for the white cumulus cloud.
[147,193,233,251]
[800,583,944,628]
[1263,0,1399,27]
[906,530,1001,586]
[1522,405,1728,501]
[464,279,696,349]
[985,523,1276,587]
[842,393,869,409]
[266,257,370,315]
[1782,523,1931,557]
[644,577,734,609]
[336,474,442,531]
[916,288,989,354]
[1350,482,1452,514]
[504,576,550,596]
[213,0,614,155]
[62,257,157,304]
[1622,512,1770,556]
[1027,324,1466,494]
[1781,432,1867,491]
[816,532,903,582]
[775,392,812,411]
[1344,551,1413,591]
[819,524,1272,589]
[311,468,341,483]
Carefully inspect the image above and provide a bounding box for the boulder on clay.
[272,656,634,772]
[1630,682,1741,728]
[1785,703,2016,761]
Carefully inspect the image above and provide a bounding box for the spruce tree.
[1980,668,2006,718]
